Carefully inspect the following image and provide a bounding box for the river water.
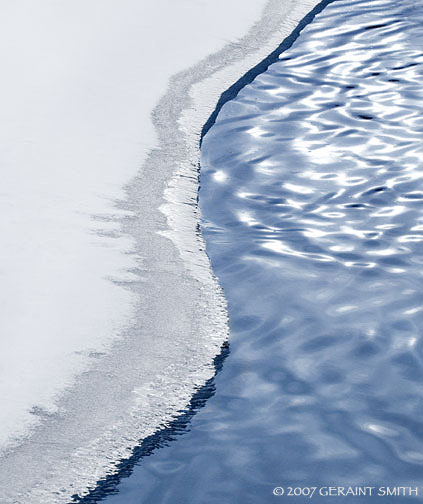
[90,0,423,502]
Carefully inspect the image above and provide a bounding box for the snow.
[0,0,266,451]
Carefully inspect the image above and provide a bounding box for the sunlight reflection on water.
[100,0,423,502]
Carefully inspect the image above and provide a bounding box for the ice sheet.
[0,0,324,501]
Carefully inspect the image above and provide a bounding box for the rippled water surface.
[101,0,423,502]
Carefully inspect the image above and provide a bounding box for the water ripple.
[199,0,423,494]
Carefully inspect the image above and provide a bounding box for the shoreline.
[80,0,335,500]
[0,1,328,502]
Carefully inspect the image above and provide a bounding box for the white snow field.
[0,0,323,501]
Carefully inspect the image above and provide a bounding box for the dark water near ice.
[92,0,423,502]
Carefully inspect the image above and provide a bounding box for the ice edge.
[0,1,332,502]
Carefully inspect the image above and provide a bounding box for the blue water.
[86,0,423,502]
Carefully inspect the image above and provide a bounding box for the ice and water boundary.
[0,1,331,502]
